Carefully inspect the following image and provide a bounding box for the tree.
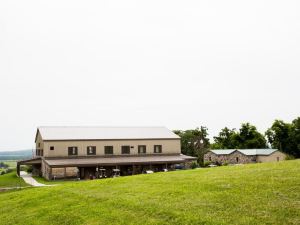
[266,118,300,157]
[189,126,210,166]
[236,123,267,149]
[290,117,300,157]
[174,126,210,165]
[212,123,267,149]
[212,127,237,149]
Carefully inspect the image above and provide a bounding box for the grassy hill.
[0,170,29,188]
[0,160,299,225]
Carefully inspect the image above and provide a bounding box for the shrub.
[285,154,295,160]
[190,161,198,169]
[26,166,33,173]
[223,162,229,166]
[203,161,211,167]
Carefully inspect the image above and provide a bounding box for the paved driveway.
[20,171,47,187]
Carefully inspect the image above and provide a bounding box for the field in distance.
[0,160,299,225]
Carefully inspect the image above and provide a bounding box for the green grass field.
[0,170,29,188]
[0,160,299,225]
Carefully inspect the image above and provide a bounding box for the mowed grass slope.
[0,170,29,188]
[1,160,300,225]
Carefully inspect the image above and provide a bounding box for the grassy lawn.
[0,160,299,225]
[0,170,29,188]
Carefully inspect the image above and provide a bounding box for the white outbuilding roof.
[36,126,180,141]
[210,149,278,156]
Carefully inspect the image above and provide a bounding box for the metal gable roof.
[238,149,278,156]
[210,149,237,155]
[37,126,180,141]
[209,149,278,156]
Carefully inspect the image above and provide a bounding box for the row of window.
[49,145,163,156]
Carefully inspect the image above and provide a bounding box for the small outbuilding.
[204,149,286,165]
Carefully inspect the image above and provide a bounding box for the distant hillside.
[0,149,32,160]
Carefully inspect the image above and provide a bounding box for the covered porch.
[17,157,42,177]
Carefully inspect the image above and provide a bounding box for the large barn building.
[17,126,196,180]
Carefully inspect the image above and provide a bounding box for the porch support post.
[64,167,66,180]
[49,167,52,180]
[17,162,21,177]
[132,165,136,175]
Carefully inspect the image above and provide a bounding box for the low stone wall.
[51,167,78,179]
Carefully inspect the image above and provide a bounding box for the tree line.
[174,117,300,163]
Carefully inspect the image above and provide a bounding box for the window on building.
[277,157,280,162]
[87,146,96,155]
[209,156,212,161]
[40,149,44,156]
[121,146,130,154]
[38,143,40,147]
[154,145,162,153]
[138,145,146,154]
[236,157,239,163]
[104,146,114,155]
[50,146,54,151]
[68,147,78,156]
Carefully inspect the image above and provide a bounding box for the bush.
[203,161,211,167]
[285,154,295,160]
[191,161,199,169]
[26,166,33,173]
[0,162,9,168]
[223,162,229,166]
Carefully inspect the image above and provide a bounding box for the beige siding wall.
[43,139,181,157]
[35,132,44,155]
[256,151,286,163]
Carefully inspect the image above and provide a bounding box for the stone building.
[204,149,286,165]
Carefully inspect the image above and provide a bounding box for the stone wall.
[204,151,256,165]
[51,167,78,179]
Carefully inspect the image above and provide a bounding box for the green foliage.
[202,161,211,167]
[26,165,33,173]
[0,160,300,225]
[212,127,238,149]
[0,162,9,169]
[174,127,210,165]
[190,161,198,169]
[212,123,267,149]
[285,154,295,160]
[266,117,300,158]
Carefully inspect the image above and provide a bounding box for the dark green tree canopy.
[212,123,267,149]
[174,127,210,165]
[266,117,300,157]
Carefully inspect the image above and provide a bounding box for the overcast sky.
[0,1,299,151]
